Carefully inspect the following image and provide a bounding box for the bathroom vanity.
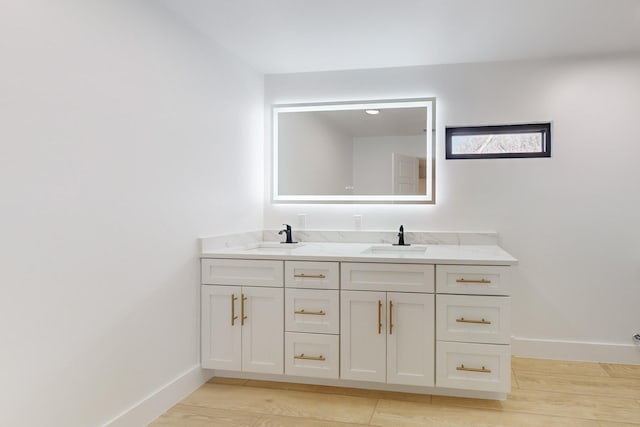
[200,232,517,400]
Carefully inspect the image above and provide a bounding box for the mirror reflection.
[273,99,434,203]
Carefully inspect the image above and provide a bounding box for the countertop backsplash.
[201,230,499,252]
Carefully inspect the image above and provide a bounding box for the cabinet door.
[201,285,241,370]
[340,290,386,382]
[241,286,284,374]
[387,292,434,386]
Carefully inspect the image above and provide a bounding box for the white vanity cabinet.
[201,259,284,375]
[435,265,512,393]
[284,261,340,379]
[340,263,435,386]
[200,243,515,400]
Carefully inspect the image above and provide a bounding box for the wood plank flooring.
[150,358,640,427]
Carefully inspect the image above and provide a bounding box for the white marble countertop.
[201,241,517,266]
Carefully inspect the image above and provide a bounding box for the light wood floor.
[150,357,640,427]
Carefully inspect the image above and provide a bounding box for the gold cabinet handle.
[294,273,326,279]
[389,300,394,335]
[456,278,491,284]
[294,353,326,361]
[241,293,248,326]
[456,317,491,325]
[377,300,382,334]
[231,294,238,326]
[456,364,492,373]
[294,309,326,316]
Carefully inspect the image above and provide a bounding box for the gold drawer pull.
[456,278,491,284]
[377,300,382,334]
[230,294,238,326]
[456,364,492,373]
[294,309,326,316]
[456,317,491,325]
[241,293,248,326]
[294,353,325,361]
[294,273,326,279]
[389,300,394,335]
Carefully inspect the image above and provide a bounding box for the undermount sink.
[242,242,305,251]
[362,245,427,255]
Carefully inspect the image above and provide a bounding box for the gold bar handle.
[456,278,491,284]
[456,317,491,325]
[231,294,238,326]
[456,364,492,373]
[294,273,326,279]
[294,353,326,361]
[294,309,326,316]
[241,293,248,326]
[389,300,394,335]
[377,300,382,334]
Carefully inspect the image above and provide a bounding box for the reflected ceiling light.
[365,109,380,115]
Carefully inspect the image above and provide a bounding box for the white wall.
[264,54,640,362]
[353,135,424,194]
[278,112,353,195]
[0,1,263,426]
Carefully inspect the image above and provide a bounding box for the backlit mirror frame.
[272,98,435,204]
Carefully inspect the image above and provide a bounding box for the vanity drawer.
[201,259,283,287]
[285,332,339,379]
[285,289,339,334]
[436,341,511,393]
[285,261,339,289]
[436,295,511,344]
[341,263,434,293]
[436,265,510,295]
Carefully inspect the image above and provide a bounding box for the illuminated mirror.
[272,98,435,203]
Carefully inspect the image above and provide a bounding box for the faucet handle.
[279,224,296,244]
[394,224,409,246]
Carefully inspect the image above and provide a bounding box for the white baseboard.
[102,365,214,427]
[512,336,640,364]
[100,339,639,427]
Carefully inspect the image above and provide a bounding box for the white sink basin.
[362,245,427,255]
[241,242,305,252]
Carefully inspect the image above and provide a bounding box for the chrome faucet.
[393,225,410,246]
[278,224,297,244]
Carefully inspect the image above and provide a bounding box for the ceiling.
[316,108,427,138]
[160,0,640,74]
